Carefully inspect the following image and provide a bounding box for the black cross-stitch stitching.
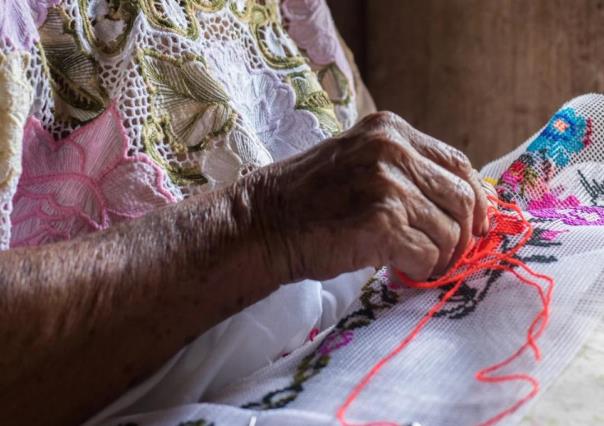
[434,225,560,320]
[578,169,604,206]
[241,277,399,410]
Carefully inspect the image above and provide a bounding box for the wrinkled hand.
[256,112,490,283]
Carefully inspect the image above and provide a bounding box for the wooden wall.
[328,0,604,168]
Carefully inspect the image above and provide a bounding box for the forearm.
[0,172,281,425]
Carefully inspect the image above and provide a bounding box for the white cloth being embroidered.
[87,96,604,426]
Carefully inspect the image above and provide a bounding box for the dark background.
[327,0,604,167]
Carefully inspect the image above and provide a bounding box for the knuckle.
[366,111,405,129]
[448,146,473,174]
[369,202,405,235]
[367,133,397,157]
[362,112,387,128]
[369,133,416,164]
[408,196,433,224]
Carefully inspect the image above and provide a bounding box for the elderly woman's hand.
[255,111,490,283]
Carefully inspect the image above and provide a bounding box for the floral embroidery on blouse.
[527,108,592,167]
[27,0,61,28]
[1,0,349,250]
[138,48,238,186]
[10,104,176,248]
[39,6,110,125]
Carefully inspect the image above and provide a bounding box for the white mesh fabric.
[482,94,604,207]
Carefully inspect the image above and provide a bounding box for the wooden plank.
[365,0,604,167]
[327,0,367,76]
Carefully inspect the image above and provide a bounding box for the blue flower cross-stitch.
[527,108,591,167]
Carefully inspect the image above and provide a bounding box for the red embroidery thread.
[336,197,554,426]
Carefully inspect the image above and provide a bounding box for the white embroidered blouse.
[0,0,367,251]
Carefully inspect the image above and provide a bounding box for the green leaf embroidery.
[141,117,209,186]
[140,0,199,38]
[139,50,237,185]
[191,0,228,12]
[140,50,236,153]
[249,3,306,70]
[286,70,341,136]
[39,7,109,124]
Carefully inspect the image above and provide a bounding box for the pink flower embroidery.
[530,206,604,227]
[318,330,354,356]
[527,192,581,211]
[540,230,568,241]
[527,192,604,226]
[0,0,60,50]
[281,0,354,94]
[308,327,320,342]
[10,105,176,248]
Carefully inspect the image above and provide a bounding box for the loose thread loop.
[336,197,555,426]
